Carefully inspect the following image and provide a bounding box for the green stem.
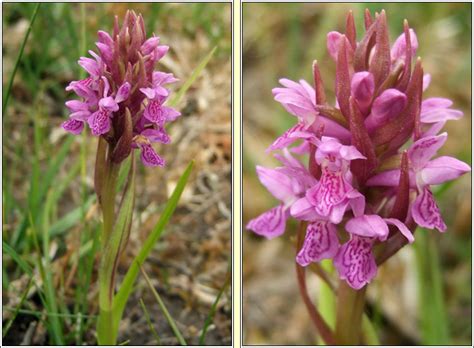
[96,144,120,345]
[335,281,367,345]
[101,159,119,246]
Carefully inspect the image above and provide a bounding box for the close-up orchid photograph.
[243,3,471,346]
[3,2,231,345]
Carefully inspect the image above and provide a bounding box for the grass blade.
[2,277,34,338]
[414,230,450,344]
[112,161,194,328]
[168,47,217,107]
[139,298,162,345]
[2,241,34,277]
[199,268,230,345]
[139,265,187,345]
[2,3,41,116]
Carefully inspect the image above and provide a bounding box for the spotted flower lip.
[247,9,471,290]
[63,10,180,167]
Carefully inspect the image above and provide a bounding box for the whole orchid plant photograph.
[243,3,471,345]
[3,2,231,345]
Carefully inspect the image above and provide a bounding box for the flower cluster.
[247,10,470,290]
[63,10,180,167]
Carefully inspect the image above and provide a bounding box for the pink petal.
[326,31,344,60]
[246,205,289,239]
[141,36,160,55]
[366,169,401,187]
[411,186,447,232]
[345,215,389,241]
[97,30,113,46]
[256,165,294,203]
[351,71,374,113]
[115,82,131,103]
[140,87,156,99]
[334,236,377,290]
[99,96,119,112]
[306,170,350,218]
[384,218,414,243]
[420,156,471,185]
[365,89,407,132]
[141,128,171,144]
[266,123,314,153]
[296,221,340,266]
[408,133,447,170]
[422,97,453,110]
[420,108,463,123]
[62,119,84,135]
[422,74,431,91]
[88,110,111,136]
[161,106,181,122]
[290,197,319,221]
[65,100,88,112]
[140,144,165,167]
[391,28,418,61]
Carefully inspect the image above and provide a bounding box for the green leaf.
[168,47,217,107]
[112,161,194,332]
[140,265,187,346]
[97,157,136,345]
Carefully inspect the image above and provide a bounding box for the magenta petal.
[162,106,181,122]
[366,169,401,187]
[421,108,463,123]
[115,82,131,103]
[327,31,344,60]
[411,186,447,232]
[246,205,289,239]
[366,89,407,131]
[345,215,389,241]
[296,221,339,266]
[153,71,179,85]
[306,171,349,217]
[408,133,447,170]
[155,45,169,60]
[256,166,294,203]
[88,110,111,136]
[334,236,377,290]
[141,36,160,55]
[140,87,156,99]
[65,100,88,112]
[62,119,84,135]
[391,28,418,61]
[141,128,171,144]
[422,74,431,91]
[140,144,165,167]
[290,197,319,221]
[97,30,113,46]
[351,71,374,112]
[99,96,119,112]
[421,156,471,185]
[384,218,414,243]
[69,110,92,121]
[266,124,314,153]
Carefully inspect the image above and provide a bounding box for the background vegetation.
[243,3,471,345]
